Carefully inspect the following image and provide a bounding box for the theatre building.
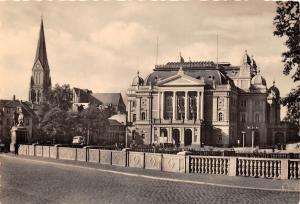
[126,51,298,148]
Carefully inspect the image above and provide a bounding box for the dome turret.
[268,81,280,98]
[251,70,266,86]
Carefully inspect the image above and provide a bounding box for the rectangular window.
[241,114,246,123]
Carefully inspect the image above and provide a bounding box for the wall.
[17,145,300,180]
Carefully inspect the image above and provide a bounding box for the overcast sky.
[0,1,298,117]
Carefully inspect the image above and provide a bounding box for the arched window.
[132,114,136,122]
[132,130,136,140]
[218,112,223,121]
[141,112,146,120]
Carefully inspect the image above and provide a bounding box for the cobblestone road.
[0,155,299,204]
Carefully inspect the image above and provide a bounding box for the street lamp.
[247,126,258,151]
[241,131,246,148]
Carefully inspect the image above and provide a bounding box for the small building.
[92,93,126,114]
[105,119,126,145]
[72,87,126,114]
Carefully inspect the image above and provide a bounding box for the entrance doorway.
[172,129,180,147]
[184,129,192,146]
[254,131,260,146]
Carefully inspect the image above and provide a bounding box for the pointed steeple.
[29,18,51,106]
[34,18,49,70]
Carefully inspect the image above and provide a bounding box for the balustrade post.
[228,157,237,176]
[280,160,289,179]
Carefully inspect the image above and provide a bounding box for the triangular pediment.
[157,72,204,87]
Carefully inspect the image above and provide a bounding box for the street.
[0,155,299,204]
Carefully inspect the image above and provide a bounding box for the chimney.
[13,95,16,101]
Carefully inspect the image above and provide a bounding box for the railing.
[188,150,300,159]
[237,158,281,179]
[189,156,229,175]
[130,147,180,154]
[289,160,300,179]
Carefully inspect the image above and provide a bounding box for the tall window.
[218,112,223,121]
[189,93,197,120]
[177,93,185,120]
[141,112,146,120]
[255,113,260,123]
[240,100,247,108]
[132,114,136,122]
[132,101,136,108]
[164,93,173,119]
[241,113,246,123]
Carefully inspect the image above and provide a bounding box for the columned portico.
[172,91,176,121]
[184,91,188,120]
[160,91,164,119]
[160,90,204,122]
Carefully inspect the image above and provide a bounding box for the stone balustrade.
[288,160,300,179]
[189,156,229,175]
[17,145,300,180]
[236,158,281,179]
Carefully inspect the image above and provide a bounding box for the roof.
[34,18,49,70]
[92,93,122,106]
[108,119,124,126]
[0,100,36,118]
[73,88,98,103]
[144,61,231,87]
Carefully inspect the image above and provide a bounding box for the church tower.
[29,18,51,105]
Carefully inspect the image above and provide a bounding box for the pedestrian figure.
[14,143,19,155]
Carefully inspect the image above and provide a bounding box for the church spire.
[29,18,51,106]
[34,18,49,70]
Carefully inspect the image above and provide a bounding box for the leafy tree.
[45,84,73,111]
[273,1,300,126]
[274,1,300,81]
[35,84,74,143]
[281,85,300,125]
[79,104,109,145]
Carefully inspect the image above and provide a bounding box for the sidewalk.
[1,153,300,192]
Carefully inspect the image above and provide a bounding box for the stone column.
[173,91,176,121]
[185,91,188,120]
[197,91,200,120]
[160,92,164,119]
[128,101,132,122]
[158,92,161,120]
[200,91,204,120]
[136,97,141,120]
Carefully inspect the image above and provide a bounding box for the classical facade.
[127,51,297,148]
[28,19,52,107]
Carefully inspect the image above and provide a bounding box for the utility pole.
[155,36,159,65]
[216,34,219,69]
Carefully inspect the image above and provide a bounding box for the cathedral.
[28,19,52,107]
[127,52,297,148]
